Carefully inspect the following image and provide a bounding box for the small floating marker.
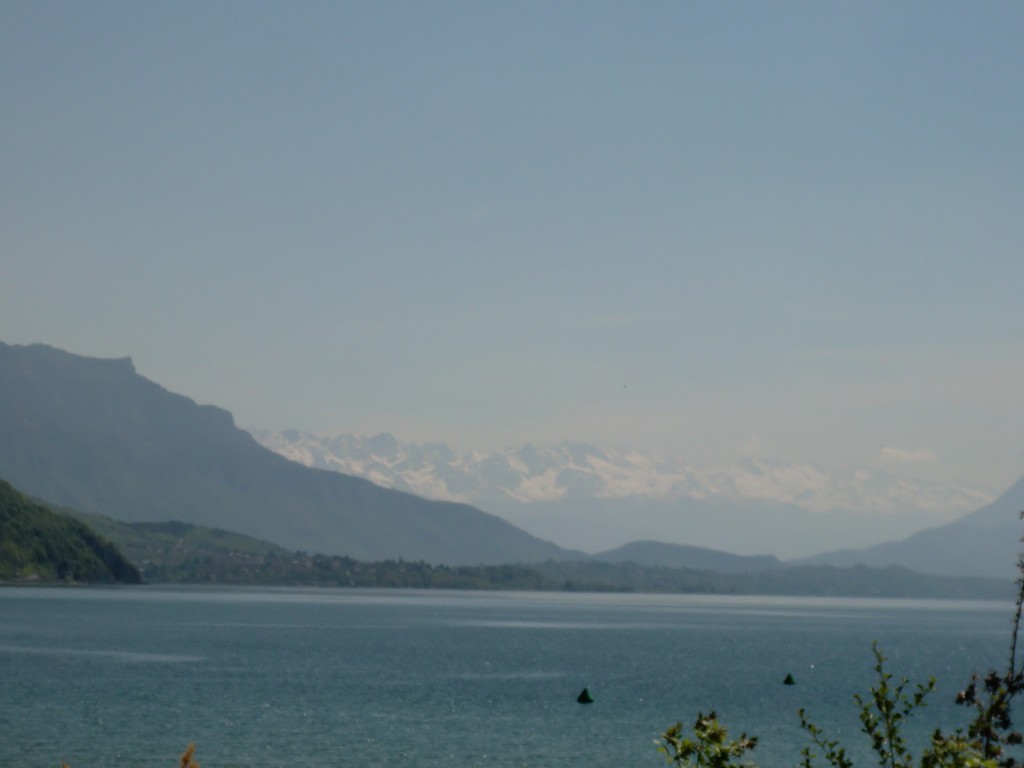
[783,673,796,686]
[577,687,595,704]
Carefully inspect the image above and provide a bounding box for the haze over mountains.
[254,430,1024,578]
[251,430,992,558]
[2,340,1021,581]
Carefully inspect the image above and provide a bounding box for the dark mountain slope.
[0,342,577,565]
[0,477,141,583]
[800,474,1024,579]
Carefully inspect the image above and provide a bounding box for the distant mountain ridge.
[5,340,1018,579]
[800,474,1024,580]
[251,429,993,558]
[0,342,578,565]
[251,429,990,514]
[57,504,1012,599]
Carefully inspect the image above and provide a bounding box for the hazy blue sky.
[3,2,1022,492]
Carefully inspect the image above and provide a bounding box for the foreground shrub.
[661,517,1024,768]
[659,712,758,767]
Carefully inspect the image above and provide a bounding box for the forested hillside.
[0,478,140,583]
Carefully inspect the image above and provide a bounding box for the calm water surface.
[0,586,1013,767]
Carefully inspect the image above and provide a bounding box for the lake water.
[0,586,1016,767]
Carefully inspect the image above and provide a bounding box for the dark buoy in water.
[577,687,594,704]
[783,673,796,686]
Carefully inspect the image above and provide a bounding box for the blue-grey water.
[0,586,1014,767]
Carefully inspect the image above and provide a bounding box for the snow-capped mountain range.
[250,429,990,521]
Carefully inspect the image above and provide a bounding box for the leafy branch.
[659,711,758,768]
[662,510,1024,768]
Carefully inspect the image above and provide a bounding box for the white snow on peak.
[247,428,993,517]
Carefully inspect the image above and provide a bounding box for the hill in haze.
[0,342,578,565]
[59,505,1012,600]
[591,540,783,573]
[0,477,140,583]
[799,474,1024,580]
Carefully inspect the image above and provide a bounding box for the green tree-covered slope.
[0,478,141,583]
